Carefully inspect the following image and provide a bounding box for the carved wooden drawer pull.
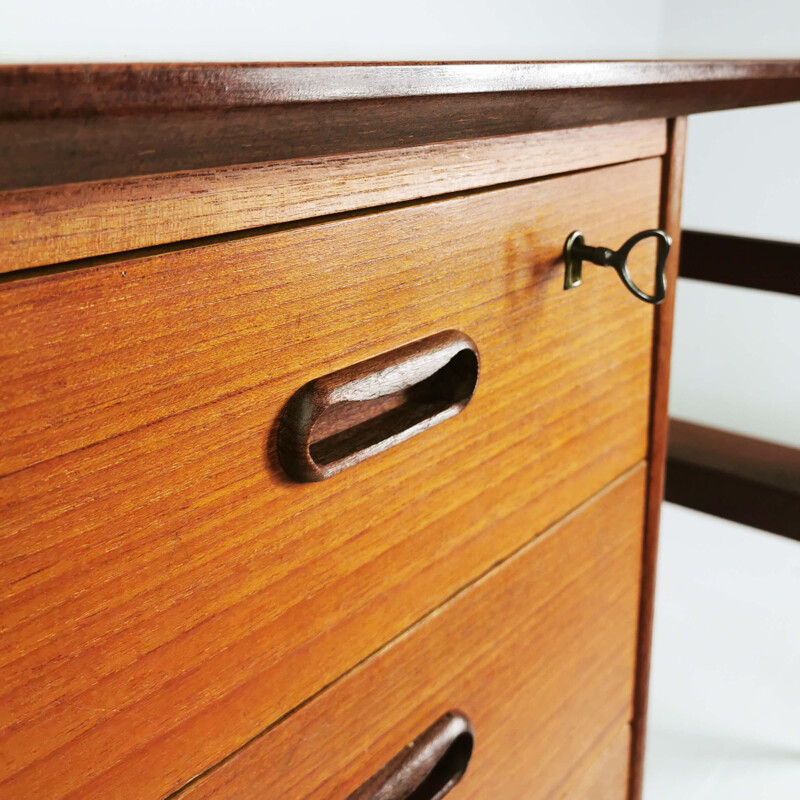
[278,331,479,481]
[346,711,474,800]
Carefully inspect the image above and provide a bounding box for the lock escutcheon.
[563,228,672,304]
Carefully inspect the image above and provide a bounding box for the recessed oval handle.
[346,711,474,800]
[277,330,479,482]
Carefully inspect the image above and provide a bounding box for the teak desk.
[1,61,798,800]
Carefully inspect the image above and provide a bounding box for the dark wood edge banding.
[679,229,800,296]
[1,61,799,193]
[277,331,479,482]
[666,419,800,541]
[3,61,800,119]
[628,116,687,800]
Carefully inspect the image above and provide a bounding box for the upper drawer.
[0,119,666,270]
[0,157,661,798]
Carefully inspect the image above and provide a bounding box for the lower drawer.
[175,465,646,800]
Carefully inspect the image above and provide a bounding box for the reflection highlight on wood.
[628,115,687,800]
[1,62,798,195]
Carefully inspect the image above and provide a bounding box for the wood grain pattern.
[0,159,661,799]
[0,119,666,273]
[679,229,800,296]
[666,418,800,540]
[172,466,646,800]
[556,725,631,800]
[1,62,798,193]
[628,116,687,800]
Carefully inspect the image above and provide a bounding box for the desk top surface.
[2,60,800,117]
[1,60,798,192]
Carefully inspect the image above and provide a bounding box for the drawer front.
[175,466,647,800]
[0,158,661,798]
[0,119,666,271]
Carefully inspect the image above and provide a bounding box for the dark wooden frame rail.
[665,230,800,541]
[679,230,800,297]
[667,230,800,539]
[667,420,800,541]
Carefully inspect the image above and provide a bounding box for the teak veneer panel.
[0,159,660,799]
[0,119,666,272]
[174,467,646,800]
[556,725,632,799]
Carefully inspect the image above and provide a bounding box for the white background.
[645,503,800,799]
